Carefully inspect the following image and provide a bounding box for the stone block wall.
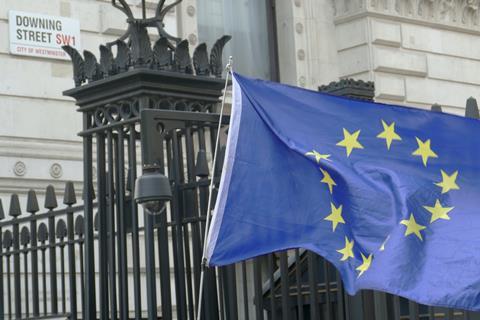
[330,0,480,115]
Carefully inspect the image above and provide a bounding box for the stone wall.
[276,0,341,89]
[332,0,480,115]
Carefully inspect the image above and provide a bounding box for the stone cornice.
[0,137,83,161]
[333,0,480,32]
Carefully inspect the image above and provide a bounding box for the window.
[197,0,277,80]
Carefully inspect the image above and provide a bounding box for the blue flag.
[206,73,480,310]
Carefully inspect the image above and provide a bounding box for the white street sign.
[9,10,81,60]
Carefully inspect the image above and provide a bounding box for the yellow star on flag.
[305,150,331,163]
[412,137,438,166]
[400,214,426,241]
[324,203,345,231]
[423,199,454,223]
[356,253,373,277]
[337,236,354,261]
[377,120,402,150]
[435,170,459,194]
[320,168,336,194]
[336,129,363,157]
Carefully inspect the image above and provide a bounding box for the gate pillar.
[63,1,230,319]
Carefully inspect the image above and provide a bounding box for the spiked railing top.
[9,194,21,218]
[26,189,39,214]
[64,181,77,206]
[195,149,210,178]
[430,100,480,119]
[63,0,231,87]
[44,185,58,210]
[431,103,442,113]
[466,97,480,119]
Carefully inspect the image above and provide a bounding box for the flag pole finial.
[226,56,233,73]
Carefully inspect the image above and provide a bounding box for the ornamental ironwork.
[62,0,231,87]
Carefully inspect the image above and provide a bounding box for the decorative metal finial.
[109,0,181,48]
[63,0,231,87]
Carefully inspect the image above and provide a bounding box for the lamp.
[134,168,172,215]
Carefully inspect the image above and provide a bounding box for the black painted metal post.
[4,234,12,319]
[38,223,48,315]
[128,124,143,320]
[65,182,78,320]
[115,130,129,320]
[268,255,276,320]
[362,291,375,320]
[75,216,86,319]
[176,129,195,320]
[83,113,97,319]
[408,300,419,319]
[253,259,264,320]
[222,265,238,320]
[138,97,159,320]
[156,210,173,319]
[10,194,22,318]
[184,126,201,320]
[27,190,40,317]
[149,131,173,320]
[0,200,4,320]
[393,295,401,320]
[106,130,118,319]
[294,250,304,320]
[45,185,59,314]
[196,143,219,320]
[323,260,333,320]
[308,252,319,319]
[144,213,158,320]
[280,253,290,320]
[21,228,30,318]
[96,132,109,320]
[337,270,345,320]
[170,132,189,319]
[373,292,387,319]
[217,270,225,320]
[240,261,249,320]
[56,221,67,314]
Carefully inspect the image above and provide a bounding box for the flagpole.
[196,57,233,320]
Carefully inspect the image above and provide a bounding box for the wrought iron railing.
[0,182,89,319]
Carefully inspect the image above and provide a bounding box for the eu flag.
[205,73,480,310]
